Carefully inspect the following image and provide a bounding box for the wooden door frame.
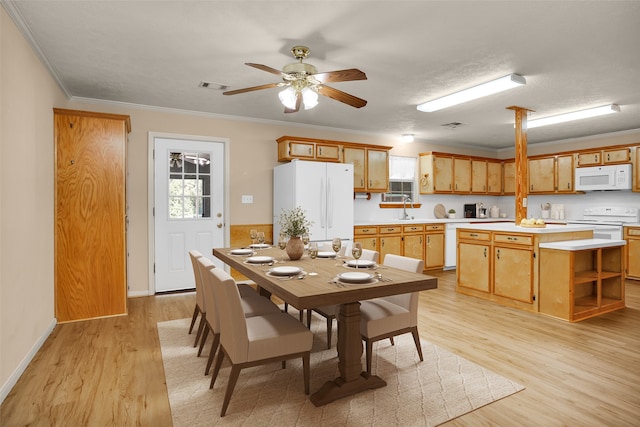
[146,132,231,296]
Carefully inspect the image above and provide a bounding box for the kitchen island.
[456,222,595,313]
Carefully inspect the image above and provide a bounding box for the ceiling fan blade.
[284,92,302,113]
[222,82,281,96]
[312,68,367,84]
[317,85,367,108]
[245,63,286,77]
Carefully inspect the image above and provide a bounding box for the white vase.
[449,213,456,218]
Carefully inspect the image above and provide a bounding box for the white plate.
[269,266,302,276]
[338,272,374,283]
[246,255,273,264]
[230,248,253,255]
[249,243,270,249]
[346,259,376,268]
[317,251,336,258]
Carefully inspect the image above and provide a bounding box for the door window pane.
[167,151,212,219]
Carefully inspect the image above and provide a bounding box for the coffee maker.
[464,203,478,218]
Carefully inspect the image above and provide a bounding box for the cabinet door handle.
[308,147,312,155]
[496,249,501,259]
[470,233,478,237]
[373,239,376,248]
[484,248,487,258]
[381,239,385,247]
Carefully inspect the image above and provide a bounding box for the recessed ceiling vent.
[441,122,466,130]
[199,81,228,90]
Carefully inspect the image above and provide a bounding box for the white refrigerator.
[273,160,354,243]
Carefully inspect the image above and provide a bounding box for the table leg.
[309,301,386,406]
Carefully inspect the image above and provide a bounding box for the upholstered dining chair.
[188,250,207,347]
[306,249,380,349]
[196,257,281,374]
[207,267,313,417]
[359,253,424,374]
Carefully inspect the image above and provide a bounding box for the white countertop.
[355,218,513,226]
[623,223,640,227]
[539,238,627,251]
[455,222,596,234]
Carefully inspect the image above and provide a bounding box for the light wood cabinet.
[354,226,378,252]
[556,154,575,192]
[471,160,487,193]
[539,244,625,321]
[277,136,342,162]
[419,153,453,193]
[54,109,130,322]
[625,226,640,280]
[528,157,556,193]
[635,147,640,191]
[454,158,471,193]
[457,236,491,292]
[379,226,402,263]
[402,225,424,265]
[577,147,630,166]
[487,161,502,194]
[344,146,388,193]
[493,243,534,303]
[425,224,445,270]
[502,160,516,195]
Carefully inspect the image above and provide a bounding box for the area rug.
[158,315,524,426]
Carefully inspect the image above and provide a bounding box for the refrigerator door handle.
[327,177,333,228]
[320,177,326,229]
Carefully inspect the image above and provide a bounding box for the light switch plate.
[241,195,253,204]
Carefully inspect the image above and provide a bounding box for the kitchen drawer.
[379,226,402,234]
[458,230,491,241]
[625,227,640,237]
[403,224,424,233]
[493,233,533,246]
[425,224,445,232]
[354,226,377,235]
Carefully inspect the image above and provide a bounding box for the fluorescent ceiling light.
[526,104,620,129]
[417,74,526,112]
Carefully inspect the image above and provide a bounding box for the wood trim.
[53,108,131,133]
[378,203,422,209]
[277,135,393,151]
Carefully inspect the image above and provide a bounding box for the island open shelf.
[539,239,626,322]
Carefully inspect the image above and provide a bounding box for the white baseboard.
[0,318,57,404]
[128,290,151,298]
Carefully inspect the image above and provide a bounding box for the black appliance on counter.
[464,203,478,218]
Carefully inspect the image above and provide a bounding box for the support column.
[506,106,534,225]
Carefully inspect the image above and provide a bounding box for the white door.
[153,137,226,293]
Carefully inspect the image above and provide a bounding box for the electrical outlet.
[241,195,253,204]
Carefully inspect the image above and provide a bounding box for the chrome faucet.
[401,195,413,220]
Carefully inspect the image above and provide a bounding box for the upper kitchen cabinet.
[503,160,516,195]
[419,153,453,193]
[556,154,575,192]
[487,160,503,194]
[635,146,640,191]
[277,136,342,162]
[577,147,630,166]
[471,159,487,193]
[343,146,389,193]
[454,158,471,193]
[528,156,556,193]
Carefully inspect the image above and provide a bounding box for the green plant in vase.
[277,206,313,260]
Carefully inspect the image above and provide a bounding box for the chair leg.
[198,324,209,357]
[302,353,310,395]
[210,350,225,389]
[283,302,289,313]
[205,333,220,375]
[306,309,312,329]
[188,305,199,334]
[220,365,242,417]
[366,339,373,374]
[326,316,333,349]
[389,337,395,346]
[194,315,206,347]
[299,309,304,323]
[411,327,424,362]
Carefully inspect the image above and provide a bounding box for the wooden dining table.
[212,246,438,406]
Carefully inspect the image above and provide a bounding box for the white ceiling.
[5,0,640,149]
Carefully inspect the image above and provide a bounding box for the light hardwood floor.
[2,271,639,426]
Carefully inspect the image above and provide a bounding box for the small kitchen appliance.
[464,203,478,218]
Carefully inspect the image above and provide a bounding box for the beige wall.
[2,4,640,401]
[1,8,69,394]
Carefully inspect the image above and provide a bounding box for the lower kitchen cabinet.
[457,241,490,292]
[539,243,625,322]
[402,225,425,263]
[354,226,378,252]
[625,226,640,280]
[379,226,402,263]
[493,245,533,303]
[425,224,445,269]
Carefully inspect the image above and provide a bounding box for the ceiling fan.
[223,46,367,113]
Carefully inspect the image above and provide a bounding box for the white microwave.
[574,164,632,191]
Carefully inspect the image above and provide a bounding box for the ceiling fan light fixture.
[302,87,318,110]
[278,87,297,110]
[526,104,620,129]
[417,73,526,112]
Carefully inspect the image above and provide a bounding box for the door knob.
[217,223,223,229]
